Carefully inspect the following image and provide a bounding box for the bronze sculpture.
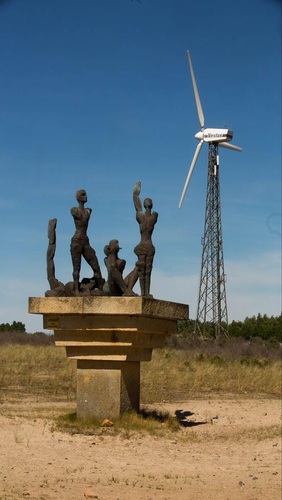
[70,189,104,295]
[47,218,57,289]
[133,181,158,297]
[45,219,65,297]
[103,239,136,296]
[45,184,158,298]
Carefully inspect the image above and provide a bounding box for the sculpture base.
[77,360,140,419]
[29,296,189,419]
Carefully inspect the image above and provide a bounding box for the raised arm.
[133,181,142,213]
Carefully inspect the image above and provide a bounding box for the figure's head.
[76,189,87,203]
[143,198,153,209]
[110,239,121,252]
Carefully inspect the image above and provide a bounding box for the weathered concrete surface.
[43,315,178,334]
[54,330,167,348]
[29,296,188,320]
[65,345,152,361]
[77,360,140,419]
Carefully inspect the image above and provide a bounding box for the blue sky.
[0,0,281,332]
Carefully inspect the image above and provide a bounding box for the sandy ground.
[0,398,281,500]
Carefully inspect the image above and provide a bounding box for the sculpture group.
[46,182,158,298]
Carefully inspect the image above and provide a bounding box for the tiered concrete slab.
[29,296,188,419]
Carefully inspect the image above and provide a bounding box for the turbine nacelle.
[179,51,242,208]
[195,128,233,143]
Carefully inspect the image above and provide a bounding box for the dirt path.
[0,398,281,500]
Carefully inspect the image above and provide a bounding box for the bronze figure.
[70,189,104,295]
[103,239,136,296]
[133,181,158,297]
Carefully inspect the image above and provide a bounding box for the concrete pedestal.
[29,296,188,419]
[77,360,140,419]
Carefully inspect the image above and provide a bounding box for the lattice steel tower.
[195,143,228,338]
[179,51,242,339]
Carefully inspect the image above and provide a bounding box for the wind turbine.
[179,51,242,338]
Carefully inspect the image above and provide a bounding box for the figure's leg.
[124,266,139,292]
[135,255,146,296]
[83,245,104,290]
[144,252,155,297]
[71,241,82,295]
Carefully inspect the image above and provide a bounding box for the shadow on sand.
[175,409,207,428]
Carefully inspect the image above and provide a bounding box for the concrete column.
[77,360,140,419]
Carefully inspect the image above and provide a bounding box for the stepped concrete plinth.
[29,296,188,419]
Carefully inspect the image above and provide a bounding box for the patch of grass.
[55,408,180,437]
[118,408,180,434]
[240,356,270,367]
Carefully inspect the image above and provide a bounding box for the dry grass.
[0,345,76,400]
[0,344,281,404]
[141,348,281,402]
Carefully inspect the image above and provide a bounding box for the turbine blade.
[219,142,242,152]
[187,51,204,130]
[179,141,203,208]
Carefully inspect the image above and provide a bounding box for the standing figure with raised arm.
[133,181,158,297]
[70,189,104,295]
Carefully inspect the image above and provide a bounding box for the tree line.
[0,321,26,332]
[178,313,281,343]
